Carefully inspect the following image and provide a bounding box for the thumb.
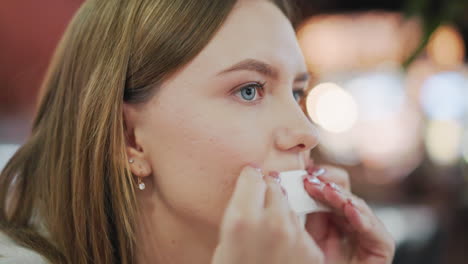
[305,212,331,244]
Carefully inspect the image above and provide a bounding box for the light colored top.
[0,231,48,264]
[0,146,50,263]
[0,205,50,263]
[0,144,19,172]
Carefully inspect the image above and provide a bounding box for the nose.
[273,103,320,153]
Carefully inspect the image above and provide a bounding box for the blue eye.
[235,82,265,102]
[241,86,256,100]
[293,89,305,102]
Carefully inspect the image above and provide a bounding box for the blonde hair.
[0,0,295,263]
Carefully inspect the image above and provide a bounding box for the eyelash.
[233,81,306,104]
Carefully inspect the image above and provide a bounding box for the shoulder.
[0,231,49,264]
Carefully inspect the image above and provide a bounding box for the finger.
[319,181,375,218]
[307,165,350,191]
[289,210,301,229]
[289,211,304,251]
[299,228,325,263]
[321,224,347,262]
[264,174,289,212]
[343,198,395,257]
[226,165,267,218]
[304,213,330,243]
[304,176,394,258]
[304,177,372,236]
[303,175,348,216]
[260,176,296,262]
[329,214,354,234]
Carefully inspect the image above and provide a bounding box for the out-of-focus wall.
[0,0,83,114]
[0,0,83,143]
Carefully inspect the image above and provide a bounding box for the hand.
[212,165,324,264]
[303,165,395,264]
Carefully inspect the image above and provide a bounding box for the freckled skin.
[124,0,318,262]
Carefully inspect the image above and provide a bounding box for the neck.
[135,191,219,264]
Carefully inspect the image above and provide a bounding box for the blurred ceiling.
[297,0,468,59]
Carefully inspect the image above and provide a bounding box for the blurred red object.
[0,0,83,114]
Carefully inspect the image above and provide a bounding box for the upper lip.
[265,154,313,172]
[265,155,309,173]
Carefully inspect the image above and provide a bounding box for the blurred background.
[1,0,467,263]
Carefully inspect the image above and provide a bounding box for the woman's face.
[125,0,319,229]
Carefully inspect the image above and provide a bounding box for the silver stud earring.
[129,159,145,190]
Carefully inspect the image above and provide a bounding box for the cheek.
[142,98,270,226]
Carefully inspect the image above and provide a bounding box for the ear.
[123,103,152,178]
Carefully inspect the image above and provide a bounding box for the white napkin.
[279,170,330,226]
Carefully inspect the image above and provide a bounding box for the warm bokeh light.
[310,71,424,183]
[425,120,463,165]
[307,82,358,133]
[427,25,465,68]
[296,12,422,76]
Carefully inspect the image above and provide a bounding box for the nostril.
[298,143,305,149]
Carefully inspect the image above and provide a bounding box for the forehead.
[179,0,306,78]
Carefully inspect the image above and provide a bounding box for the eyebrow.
[217,58,310,83]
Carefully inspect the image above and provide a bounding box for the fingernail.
[312,168,326,177]
[268,171,281,183]
[327,182,342,194]
[307,166,326,178]
[268,171,279,178]
[304,175,324,189]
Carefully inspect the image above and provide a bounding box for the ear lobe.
[123,104,152,178]
[127,148,152,177]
